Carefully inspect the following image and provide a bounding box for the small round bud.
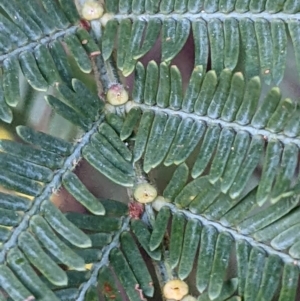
[181,295,197,301]
[134,183,157,204]
[163,279,189,301]
[82,1,104,21]
[100,13,114,27]
[152,196,170,211]
[107,84,129,106]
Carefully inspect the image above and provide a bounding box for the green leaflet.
[63,171,104,215]
[0,152,53,182]
[133,110,154,162]
[19,51,48,91]
[56,82,96,121]
[237,195,298,235]
[29,215,86,271]
[271,224,300,251]
[0,208,20,227]
[189,179,221,214]
[244,247,266,301]
[256,139,283,205]
[220,188,257,227]
[229,135,264,199]
[110,248,146,301]
[169,213,186,269]
[175,176,211,208]
[131,219,161,260]
[196,225,218,293]
[82,144,134,187]
[121,232,154,297]
[98,266,123,301]
[55,288,78,300]
[182,65,204,112]
[164,117,196,166]
[278,264,299,301]
[144,61,159,106]
[255,255,282,301]
[49,39,73,85]
[105,112,124,133]
[143,111,168,172]
[46,95,91,130]
[0,136,65,169]
[254,207,300,242]
[16,125,73,156]
[0,169,43,197]
[84,285,99,301]
[0,192,31,211]
[101,7,300,84]
[18,232,67,286]
[35,44,61,85]
[0,265,32,301]
[40,0,70,28]
[120,107,142,141]
[149,206,171,251]
[7,248,59,301]
[236,240,251,296]
[64,34,92,73]
[162,18,190,62]
[178,219,201,280]
[57,0,79,23]
[198,278,238,301]
[208,232,233,299]
[87,233,112,248]
[73,249,102,264]
[65,212,122,233]
[163,163,189,201]
[99,198,128,217]
[192,124,221,178]
[0,79,12,123]
[91,132,133,174]
[41,200,92,248]
[76,28,100,56]
[0,227,11,243]
[2,56,20,107]
[102,19,118,60]
[99,123,133,162]
[42,270,91,290]
[208,127,235,184]
[220,131,251,193]
[271,143,298,203]
[0,0,41,40]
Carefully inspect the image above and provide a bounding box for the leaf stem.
[125,101,300,148]
[0,26,78,63]
[113,11,300,22]
[0,115,105,263]
[164,202,300,267]
[76,216,131,300]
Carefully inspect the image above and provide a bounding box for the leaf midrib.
[0,25,78,63]
[0,115,104,264]
[76,217,130,301]
[113,11,300,22]
[125,101,300,147]
[162,202,300,267]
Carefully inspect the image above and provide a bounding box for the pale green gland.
[82,1,104,20]
[152,196,170,211]
[107,84,129,106]
[181,295,197,301]
[100,13,114,27]
[133,183,157,204]
[163,279,189,301]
